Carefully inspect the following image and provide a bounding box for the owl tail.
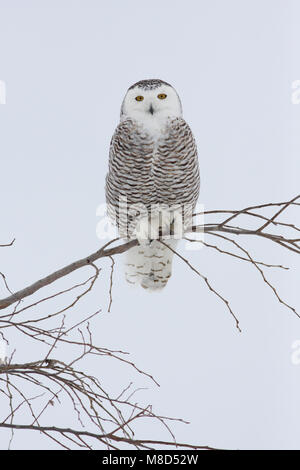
[124,239,178,291]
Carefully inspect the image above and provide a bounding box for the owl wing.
[105,119,154,237]
[154,117,200,211]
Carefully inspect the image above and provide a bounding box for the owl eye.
[135,95,144,101]
[157,93,167,100]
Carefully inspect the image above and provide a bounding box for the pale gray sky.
[0,0,299,449]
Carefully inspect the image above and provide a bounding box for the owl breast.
[105,117,200,238]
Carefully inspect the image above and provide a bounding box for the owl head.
[120,79,182,122]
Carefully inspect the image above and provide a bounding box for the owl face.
[121,79,182,123]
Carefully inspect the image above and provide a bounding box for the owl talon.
[172,212,184,239]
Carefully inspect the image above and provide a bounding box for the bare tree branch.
[0,239,15,248]
[0,239,137,310]
[0,195,299,449]
[0,422,216,450]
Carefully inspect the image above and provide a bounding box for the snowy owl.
[105,79,200,290]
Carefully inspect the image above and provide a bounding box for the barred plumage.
[105,79,200,290]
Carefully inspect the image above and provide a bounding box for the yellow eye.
[157,93,167,100]
[135,95,144,101]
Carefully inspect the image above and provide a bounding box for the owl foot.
[134,217,151,246]
[134,211,184,245]
[157,211,184,240]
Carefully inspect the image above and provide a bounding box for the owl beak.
[148,104,154,115]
